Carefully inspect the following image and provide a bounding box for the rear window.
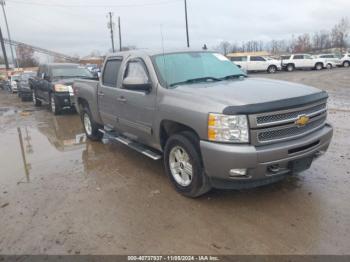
[102,59,122,87]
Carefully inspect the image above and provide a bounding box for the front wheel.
[81,107,103,141]
[164,132,211,198]
[286,64,294,72]
[50,94,61,115]
[343,61,350,67]
[32,90,42,106]
[326,63,333,70]
[315,63,323,70]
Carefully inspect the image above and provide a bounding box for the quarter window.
[124,59,149,82]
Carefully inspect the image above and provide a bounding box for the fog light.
[229,168,247,177]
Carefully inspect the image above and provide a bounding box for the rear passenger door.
[293,55,304,68]
[115,56,157,145]
[98,57,123,128]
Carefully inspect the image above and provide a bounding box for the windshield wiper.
[221,74,247,80]
[170,76,222,87]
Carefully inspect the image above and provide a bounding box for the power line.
[6,0,182,8]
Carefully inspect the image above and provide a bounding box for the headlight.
[54,84,70,92]
[208,113,249,143]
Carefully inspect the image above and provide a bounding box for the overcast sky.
[1,0,350,58]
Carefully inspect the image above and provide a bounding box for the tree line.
[215,17,349,55]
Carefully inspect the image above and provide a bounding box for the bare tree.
[15,44,38,67]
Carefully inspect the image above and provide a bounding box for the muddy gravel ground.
[0,69,349,255]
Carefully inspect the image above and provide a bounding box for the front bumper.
[54,92,75,108]
[200,124,333,189]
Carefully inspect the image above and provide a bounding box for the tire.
[49,93,61,115]
[343,61,350,68]
[81,106,103,141]
[32,90,42,106]
[267,65,277,74]
[286,64,294,72]
[164,132,211,198]
[326,63,332,70]
[315,63,323,70]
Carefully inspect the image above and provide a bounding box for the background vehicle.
[9,75,20,93]
[17,71,36,101]
[230,55,281,73]
[0,79,10,91]
[31,63,94,115]
[315,54,341,69]
[74,50,333,197]
[340,53,350,67]
[281,54,325,71]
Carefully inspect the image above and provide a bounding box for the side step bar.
[98,129,162,160]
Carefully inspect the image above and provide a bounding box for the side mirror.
[122,77,151,92]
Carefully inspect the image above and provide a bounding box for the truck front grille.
[249,100,328,145]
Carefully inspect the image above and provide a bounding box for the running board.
[99,129,162,160]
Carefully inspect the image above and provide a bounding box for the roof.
[227,51,270,57]
[105,48,212,57]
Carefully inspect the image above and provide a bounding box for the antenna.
[160,24,168,88]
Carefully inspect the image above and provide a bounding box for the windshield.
[153,52,245,87]
[51,66,93,78]
[20,73,35,81]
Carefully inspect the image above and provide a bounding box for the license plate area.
[288,157,313,173]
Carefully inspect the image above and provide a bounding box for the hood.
[171,77,326,113]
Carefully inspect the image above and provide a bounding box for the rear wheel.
[343,61,350,67]
[32,90,42,106]
[81,106,103,141]
[286,64,294,72]
[164,132,211,198]
[267,65,277,74]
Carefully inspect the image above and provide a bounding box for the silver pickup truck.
[73,50,333,197]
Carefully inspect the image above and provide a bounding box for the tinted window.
[281,55,291,60]
[250,56,265,61]
[124,60,149,82]
[293,55,304,59]
[102,59,122,87]
[230,56,243,62]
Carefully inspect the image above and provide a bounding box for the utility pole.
[0,0,16,67]
[107,12,115,53]
[118,16,122,51]
[0,26,9,69]
[184,0,190,48]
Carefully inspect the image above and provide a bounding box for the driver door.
[114,57,157,145]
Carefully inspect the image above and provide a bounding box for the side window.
[293,55,304,60]
[250,56,265,61]
[230,57,242,62]
[37,66,43,78]
[304,55,313,59]
[102,59,122,87]
[124,59,149,83]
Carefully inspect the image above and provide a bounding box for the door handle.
[117,96,127,103]
[98,92,104,96]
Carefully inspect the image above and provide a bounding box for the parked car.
[9,75,21,93]
[17,71,36,101]
[230,55,281,73]
[281,54,325,71]
[340,53,350,67]
[314,54,341,69]
[31,63,94,114]
[0,79,10,91]
[73,50,333,197]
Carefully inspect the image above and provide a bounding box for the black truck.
[31,63,94,114]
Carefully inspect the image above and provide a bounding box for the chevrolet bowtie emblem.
[295,115,309,127]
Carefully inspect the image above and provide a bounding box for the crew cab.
[31,63,94,114]
[281,54,326,71]
[229,55,281,73]
[74,50,333,197]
